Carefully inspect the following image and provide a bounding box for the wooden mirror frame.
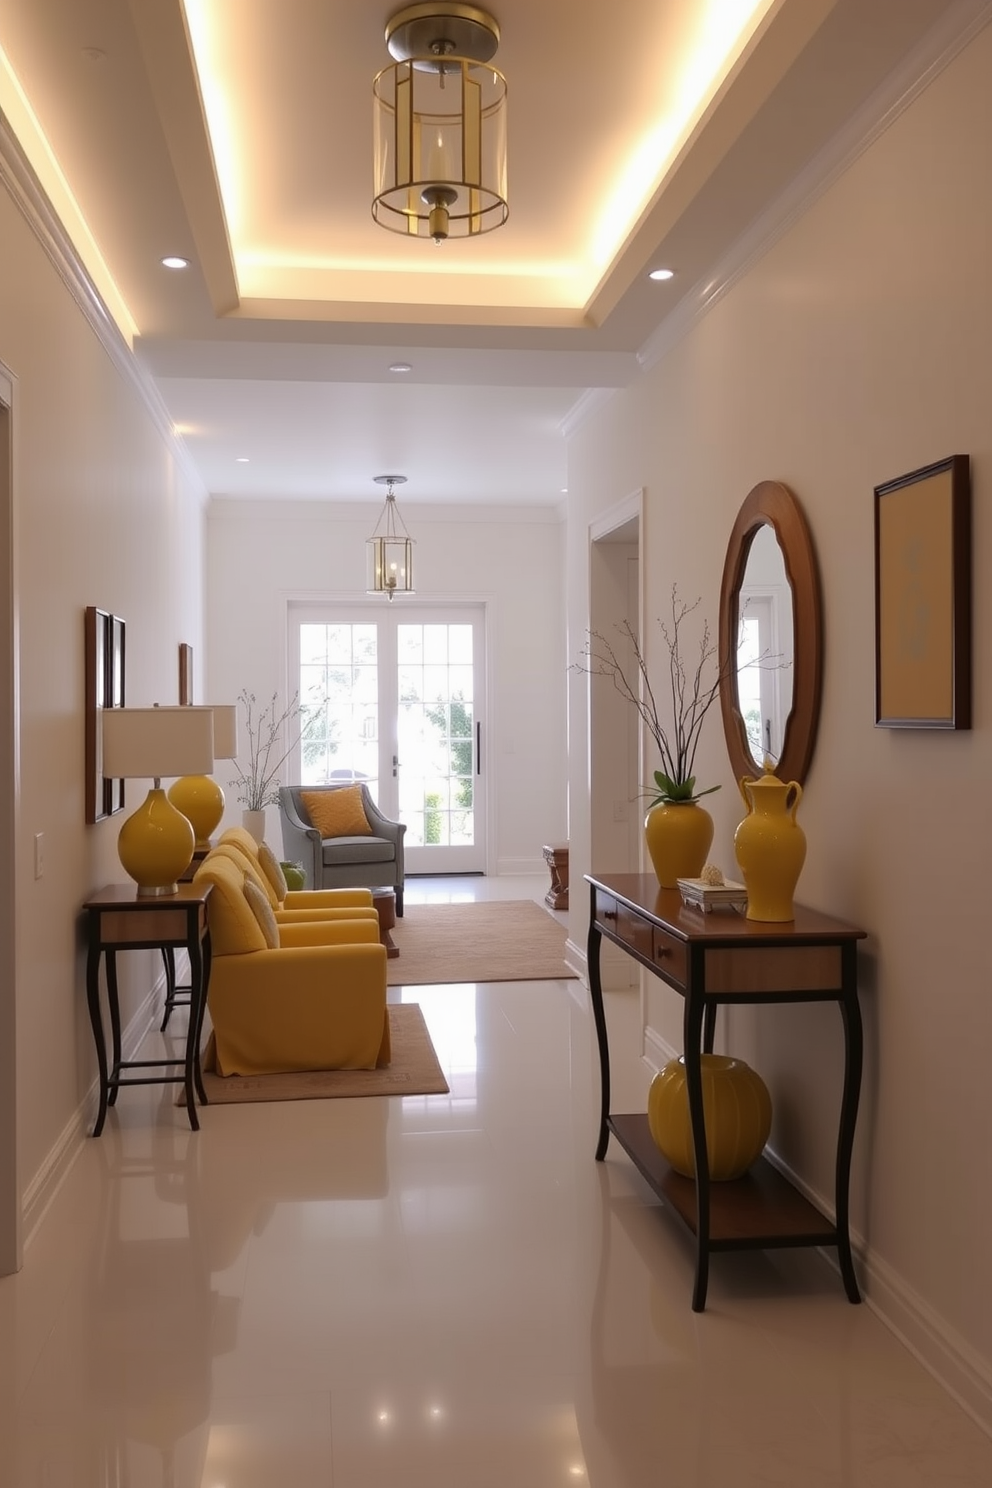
[718,480,822,786]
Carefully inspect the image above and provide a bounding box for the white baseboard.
[22,978,162,1249]
[495,856,548,876]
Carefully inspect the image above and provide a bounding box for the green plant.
[230,689,320,811]
[575,586,724,806]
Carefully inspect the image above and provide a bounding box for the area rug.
[386,899,577,986]
[189,1004,448,1105]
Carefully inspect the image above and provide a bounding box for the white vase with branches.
[230,689,313,843]
[575,587,725,887]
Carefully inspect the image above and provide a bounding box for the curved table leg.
[683,988,710,1312]
[86,940,109,1138]
[160,947,177,1029]
[105,951,122,1107]
[835,947,863,1304]
[586,915,611,1162]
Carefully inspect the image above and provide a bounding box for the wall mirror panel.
[718,481,822,786]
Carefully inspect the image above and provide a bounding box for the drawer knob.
[603,909,617,921]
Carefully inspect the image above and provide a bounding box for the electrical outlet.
[34,831,44,879]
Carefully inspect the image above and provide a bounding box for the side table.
[542,843,569,910]
[83,883,212,1135]
[586,871,866,1311]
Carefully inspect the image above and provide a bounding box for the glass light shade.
[373,56,507,240]
[367,534,415,598]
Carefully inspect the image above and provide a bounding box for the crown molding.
[0,108,207,504]
[638,0,992,374]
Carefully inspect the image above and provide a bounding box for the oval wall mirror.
[718,481,822,786]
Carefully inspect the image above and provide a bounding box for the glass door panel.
[290,604,486,873]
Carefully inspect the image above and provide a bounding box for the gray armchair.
[278,784,406,914]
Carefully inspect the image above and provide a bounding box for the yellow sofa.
[193,851,390,1078]
[216,828,380,926]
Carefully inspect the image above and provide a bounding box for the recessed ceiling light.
[389,361,412,373]
[649,267,674,281]
[161,255,190,270]
[235,457,249,464]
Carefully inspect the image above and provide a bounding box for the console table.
[586,872,866,1311]
[83,883,212,1136]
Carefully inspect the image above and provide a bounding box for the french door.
[289,604,487,873]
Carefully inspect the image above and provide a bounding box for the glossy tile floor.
[6,875,992,1486]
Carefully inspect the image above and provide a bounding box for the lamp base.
[117,788,195,896]
[168,774,225,851]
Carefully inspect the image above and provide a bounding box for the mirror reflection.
[736,524,794,768]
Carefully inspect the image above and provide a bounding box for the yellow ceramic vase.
[644,801,714,889]
[647,1053,772,1181]
[734,763,806,922]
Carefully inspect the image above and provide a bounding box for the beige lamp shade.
[206,704,239,760]
[101,707,215,895]
[102,707,215,781]
[166,705,239,851]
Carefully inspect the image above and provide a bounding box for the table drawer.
[651,925,687,987]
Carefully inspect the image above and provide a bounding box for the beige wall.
[0,141,207,1244]
[566,23,992,1426]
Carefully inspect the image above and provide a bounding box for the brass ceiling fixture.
[372,3,508,243]
[366,476,415,598]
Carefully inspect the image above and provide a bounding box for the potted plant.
[576,587,724,887]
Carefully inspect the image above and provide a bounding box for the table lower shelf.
[609,1113,839,1250]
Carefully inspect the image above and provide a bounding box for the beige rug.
[386,898,576,986]
[191,1004,448,1105]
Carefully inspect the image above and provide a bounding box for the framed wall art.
[85,606,126,822]
[179,642,193,705]
[874,455,971,729]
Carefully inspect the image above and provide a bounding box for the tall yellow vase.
[733,764,806,921]
[644,802,714,889]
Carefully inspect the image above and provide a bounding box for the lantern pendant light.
[373,4,508,243]
[367,475,415,599]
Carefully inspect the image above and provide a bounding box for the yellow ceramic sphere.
[647,1054,772,1181]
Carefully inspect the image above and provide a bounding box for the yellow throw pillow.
[257,840,289,902]
[243,877,280,949]
[301,786,372,839]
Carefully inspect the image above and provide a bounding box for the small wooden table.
[371,888,400,958]
[83,883,212,1135]
[586,871,866,1311]
[542,843,569,910]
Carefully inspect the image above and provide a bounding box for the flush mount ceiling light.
[161,255,190,269]
[372,3,508,244]
[367,475,415,599]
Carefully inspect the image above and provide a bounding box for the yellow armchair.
[193,853,390,1078]
[212,834,379,929]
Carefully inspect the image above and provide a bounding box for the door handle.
[392,754,399,777]
[476,722,481,775]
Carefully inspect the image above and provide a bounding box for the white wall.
[0,134,208,1247]
[566,22,992,1430]
[206,500,568,873]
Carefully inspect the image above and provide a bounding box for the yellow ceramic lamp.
[101,706,215,896]
[734,761,806,921]
[168,705,239,849]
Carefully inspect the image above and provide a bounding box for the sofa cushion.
[257,840,289,902]
[243,878,280,948]
[301,786,372,839]
[322,836,394,866]
[193,853,267,956]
